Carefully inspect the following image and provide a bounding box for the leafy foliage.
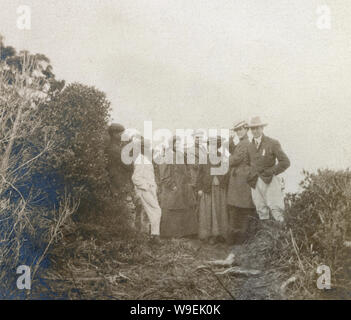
[271,169,351,299]
[37,83,131,222]
[0,34,65,96]
[0,37,131,298]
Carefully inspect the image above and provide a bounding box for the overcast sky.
[1,0,351,192]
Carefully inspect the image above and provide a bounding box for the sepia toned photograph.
[0,0,350,305]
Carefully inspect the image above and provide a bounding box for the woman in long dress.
[159,136,198,238]
[196,136,228,243]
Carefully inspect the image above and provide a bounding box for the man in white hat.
[247,116,290,223]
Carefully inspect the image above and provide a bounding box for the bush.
[0,57,76,298]
[0,41,131,297]
[271,169,351,299]
[38,81,135,230]
[38,83,113,216]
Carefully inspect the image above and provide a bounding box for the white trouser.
[135,185,161,235]
[251,176,285,222]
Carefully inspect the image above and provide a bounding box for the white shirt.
[254,135,263,149]
[132,153,156,190]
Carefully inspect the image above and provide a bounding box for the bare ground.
[31,219,291,300]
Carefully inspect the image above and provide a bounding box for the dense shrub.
[270,169,351,299]
[0,39,131,298]
[37,83,116,218]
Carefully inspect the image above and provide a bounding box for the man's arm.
[229,143,246,167]
[132,163,147,190]
[272,140,290,175]
[228,138,236,155]
[159,163,175,189]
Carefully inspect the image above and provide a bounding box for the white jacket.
[132,153,157,191]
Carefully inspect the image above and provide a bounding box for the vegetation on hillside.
[1,36,350,299]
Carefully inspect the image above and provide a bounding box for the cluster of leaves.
[0,35,65,96]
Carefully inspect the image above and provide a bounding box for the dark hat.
[108,123,125,136]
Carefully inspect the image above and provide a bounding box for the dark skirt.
[160,208,198,238]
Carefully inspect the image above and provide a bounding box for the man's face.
[235,127,248,139]
[251,126,264,139]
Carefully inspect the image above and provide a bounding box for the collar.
[254,135,263,145]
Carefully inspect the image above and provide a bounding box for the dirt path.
[34,222,286,300]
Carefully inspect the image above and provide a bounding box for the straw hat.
[233,120,248,131]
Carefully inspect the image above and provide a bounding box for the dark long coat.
[159,151,196,210]
[159,150,198,238]
[106,139,133,194]
[227,135,255,208]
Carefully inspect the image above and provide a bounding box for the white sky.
[1,0,351,192]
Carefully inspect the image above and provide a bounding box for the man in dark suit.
[106,123,133,196]
[227,120,256,245]
[247,116,290,222]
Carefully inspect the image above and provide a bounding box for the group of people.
[106,116,290,246]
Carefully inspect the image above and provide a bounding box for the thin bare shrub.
[0,55,77,298]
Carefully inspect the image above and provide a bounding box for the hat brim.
[248,123,268,128]
[233,125,249,131]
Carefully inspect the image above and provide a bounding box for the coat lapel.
[251,135,262,153]
[257,135,265,152]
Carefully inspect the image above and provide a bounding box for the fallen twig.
[215,267,261,276]
[205,253,236,267]
[196,265,235,300]
[289,228,306,274]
